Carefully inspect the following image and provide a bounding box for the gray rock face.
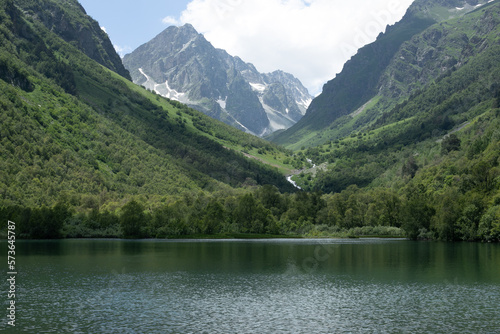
[123,24,312,136]
[17,0,131,80]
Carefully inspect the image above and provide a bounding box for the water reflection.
[7,239,500,281]
[1,239,499,333]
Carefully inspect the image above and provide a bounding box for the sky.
[79,0,415,96]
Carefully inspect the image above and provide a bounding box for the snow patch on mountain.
[250,82,267,92]
[157,80,189,103]
[297,97,312,112]
[261,99,296,132]
[138,68,190,103]
[216,97,227,109]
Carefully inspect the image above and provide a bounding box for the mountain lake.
[1,238,499,333]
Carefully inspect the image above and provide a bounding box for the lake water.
[1,238,500,333]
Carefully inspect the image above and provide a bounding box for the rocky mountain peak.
[123,24,312,136]
[158,23,201,46]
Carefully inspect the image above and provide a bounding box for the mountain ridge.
[283,0,500,195]
[123,23,312,136]
[271,0,496,149]
[12,0,131,80]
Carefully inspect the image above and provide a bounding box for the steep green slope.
[301,43,500,192]
[0,0,296,214]
[290,2,500,189]
[279,2,500,241]
[271,0,496,149]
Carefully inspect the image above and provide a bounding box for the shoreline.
[0,234,409,241]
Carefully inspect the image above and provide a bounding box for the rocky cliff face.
[123,24,312,136]
[13,0,131,80]
[379,2,500,99]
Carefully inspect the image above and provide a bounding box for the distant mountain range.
[123,24,312,136]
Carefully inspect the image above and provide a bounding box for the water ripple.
[1,239,499,333]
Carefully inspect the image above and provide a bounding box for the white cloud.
[177,0,414,95]
[101,26,107,34]
[114,45,132,58]
[162,15,180,26]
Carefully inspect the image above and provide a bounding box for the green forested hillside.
[269,15,434,147]
[0,0,301,238]
[282,2,500,241]
[13,0,131,79]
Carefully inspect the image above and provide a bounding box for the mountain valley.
[0,0,499,241]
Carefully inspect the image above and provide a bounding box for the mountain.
[123,24,312,136]
[278,0,500,241]
[280,0,500,187]
[0,0,297,213]
[271,0,497,149]
[12,0,131,80]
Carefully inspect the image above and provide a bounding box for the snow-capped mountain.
[123,24,312,136]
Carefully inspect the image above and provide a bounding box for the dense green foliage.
[0,185,405,239]
[13,0,131,79]
[289,64,500,241]
[274,2,500,242]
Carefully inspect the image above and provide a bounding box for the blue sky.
[78,0,414,95]
[79,0,191,56]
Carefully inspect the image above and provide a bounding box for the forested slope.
[284,2,500,241]
[0,0,298,238]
